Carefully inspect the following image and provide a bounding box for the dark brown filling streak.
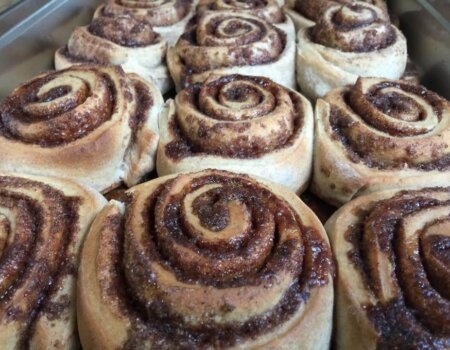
[127,78,153,145]
[165,87,303,160]
[329,84,450,171]
[0,177,80,348]
[344,189,450,349]
[0,69,118,147]
[102,175,331,348]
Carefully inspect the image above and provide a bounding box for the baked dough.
[78,170,334,349]
[157,74,314,193]
[0,65,163,193]
[312,77,450,206]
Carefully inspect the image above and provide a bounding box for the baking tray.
[0,0,449,99]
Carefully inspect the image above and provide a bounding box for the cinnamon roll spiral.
[78,170,334,349]
[197,0,287,25]
[157,74,313,193]
[196,0,296,47]
[0,64,164,193]
[296,2,407,99]
[98,0,197,46]
[167,11,296,91]
[0,173,105,349]
[55,12,172,93]
[326,186,450,349]
[284,0,388,31]
[312,77,450,206]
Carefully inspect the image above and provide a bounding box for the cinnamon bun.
[296,2,407,99]
[167,11,296,91]
[327,186,450,349]
[157,74,313,193]
[312,77,450,206]
[55,12,172,94]
[0,173,105,349]
[284,0,388,31]
[97,0,197,46]
[0,65,163,193]
[78,169,334,349]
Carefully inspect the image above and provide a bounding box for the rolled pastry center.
[175,75,294,155]
[311,3,393,52]
[0,67,120,146]
[327,78,450,168]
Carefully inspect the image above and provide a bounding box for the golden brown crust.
[167,11,296,90]
[157,74,314,193]
[0,65,163,192]
[312,77,450,206]
[0,172,105,349]
[326,186,450,349]
[78,170,334,349]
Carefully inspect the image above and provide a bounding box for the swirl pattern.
[0,65,163,192]
[0,67,116,146]
[0,173,105,349]
[99,0,197,45]
[326,186,450,349]
[296,2,406,99]
[55,13,171,93]
[311,3,393,52]
[78,170,334,349]
[198,0,285,24]
[157,74,314,193]
[284,0,388,32]
[167,11,296,90]
[312,77,450,205]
